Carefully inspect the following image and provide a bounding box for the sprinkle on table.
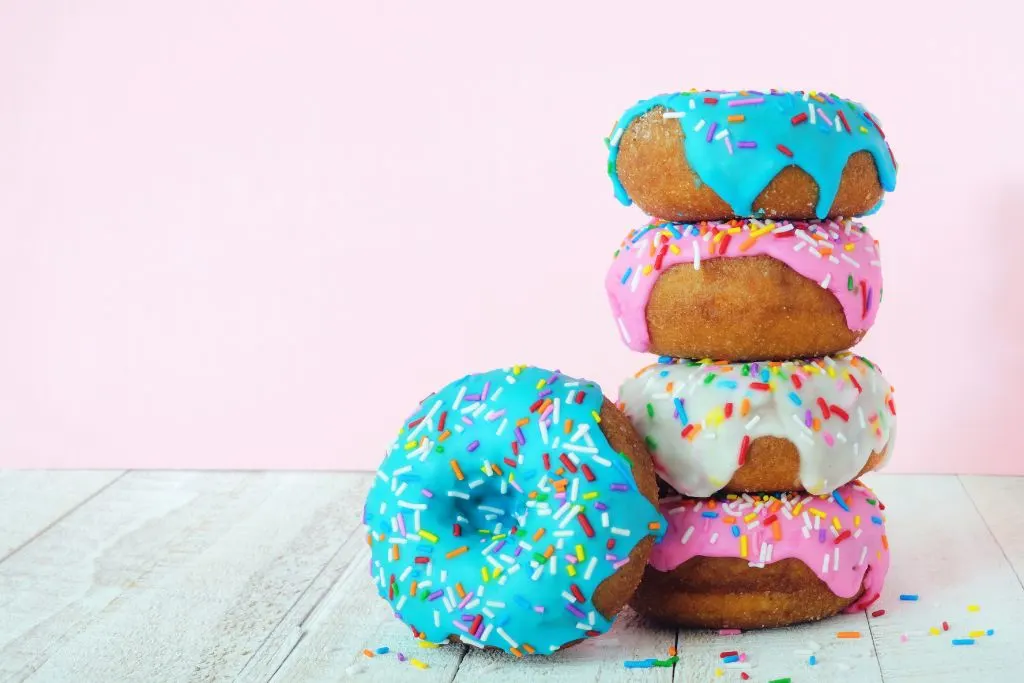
[623,658,656,669]
[952,639,976,646]
[836,631,862,639]
[899,594,919,601]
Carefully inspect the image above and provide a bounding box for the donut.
[606,90,897,222]
[363,365,664,656]
[631,481,889,629]
[617,354,895,498]
[606,217,883,360]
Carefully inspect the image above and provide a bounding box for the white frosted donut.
[618,353,895,497]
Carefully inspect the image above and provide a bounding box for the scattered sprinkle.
[623,659,656,669]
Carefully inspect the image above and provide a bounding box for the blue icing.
[607,90,898,219]
[364,366,664,655]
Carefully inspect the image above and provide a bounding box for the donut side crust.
[646,255,863,361]
[591,400,660,620]
[631,556,862,629]
[723,437,888,494]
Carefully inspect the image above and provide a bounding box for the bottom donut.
[632,481,888,629]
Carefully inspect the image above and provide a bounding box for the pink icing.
[651,481,889,611]
[606,218,883,353]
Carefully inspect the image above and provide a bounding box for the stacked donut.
[605,90,899,629]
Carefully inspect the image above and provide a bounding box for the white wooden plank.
[453,608,676,682]
[265,542,466,683]
[233,501,374,682]
[677,612,881,682]
[960,475,1024,586]
[0,470,368,683]
[861,474,1024,682]
[0,470,124,559]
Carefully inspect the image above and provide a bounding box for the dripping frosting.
[606,217,883,353]
[617,354,896,498]
[607,90,898,219]
[652,481,889,611]
[364,366,664,655]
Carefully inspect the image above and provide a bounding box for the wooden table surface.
[1,471,1021,682]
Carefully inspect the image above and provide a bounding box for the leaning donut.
[606,217,883,361]
[607,90,897,222]
[363,365,664,655]
[631,481,889,629]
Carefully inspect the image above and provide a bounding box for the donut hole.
[450,478,524,536]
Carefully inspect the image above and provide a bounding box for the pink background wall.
[1,2,1021,472]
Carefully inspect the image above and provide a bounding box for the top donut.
[607,90,897,222]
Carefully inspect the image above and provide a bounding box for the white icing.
[618,354,895,497]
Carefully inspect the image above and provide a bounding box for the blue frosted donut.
[606,89,898,222]
[363,365,664,655]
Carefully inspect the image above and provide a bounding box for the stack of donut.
[362,89,901,660]
[605,89,899,629]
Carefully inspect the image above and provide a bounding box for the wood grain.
[863,474,1024,682]
[0,471,367,682]
[960,475,1024,588]
[676,611,881,682]
[2,472,1023,683]
[454,608,675,683]
[263,541,466,683]
[0,470,124,560]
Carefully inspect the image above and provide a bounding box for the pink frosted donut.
[631,481,889,629]
[606,217,883,361]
